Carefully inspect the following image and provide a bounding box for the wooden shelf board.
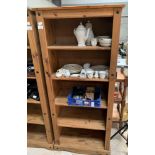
[51,73,109,82]
[54,128,109,155]
[57,107,105,131]
[55,95,107,109]
[27,114,44,125]
[27,72,36,79]
[112,104,120,122]
[27,106,44,125]
[27,125,52,149]
[27,98,40,104]
[48,45,111,51]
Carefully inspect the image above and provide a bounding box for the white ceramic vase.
[74,22,90,46]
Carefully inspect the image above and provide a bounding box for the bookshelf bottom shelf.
[54,128,109,155]
[27,124,52,149]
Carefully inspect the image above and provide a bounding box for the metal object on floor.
[111,122,128,145]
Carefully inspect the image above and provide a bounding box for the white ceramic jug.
[85,21,94,46]
[74,22,90,46]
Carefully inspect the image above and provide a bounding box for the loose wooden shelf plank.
[27,125,52,149]
[51,73,109,82]
[48,45,111,51]
[27,98,40,104]
[27,106,44,125]
[57,107,106,131]
[27,72,36,79]
[54,128,109,155]
[55,95,107,109]
[112,104,120,122]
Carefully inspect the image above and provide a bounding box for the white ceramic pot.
[94,71,99,78]
[74,22,90,46]
[80,69,87,78]
[91,38,97,46]
[99,71,106,79]
[99,38,112,44]
[85,21,94,46]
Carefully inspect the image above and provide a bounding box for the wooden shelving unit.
[27,10,53,149]
[35,4,124,154]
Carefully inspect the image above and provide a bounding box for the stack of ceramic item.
[74,21,112,47]
[55,63,109,79]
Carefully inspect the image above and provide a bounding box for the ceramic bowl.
[99,43,111,47]
[97,36,110,41]
[99,38,112,44]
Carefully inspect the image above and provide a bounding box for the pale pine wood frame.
[27,10,54,148]
[34,5,123,154]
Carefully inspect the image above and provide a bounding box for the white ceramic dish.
[90,65,108,71]
[62,64,82,74]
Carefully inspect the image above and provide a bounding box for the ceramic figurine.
[74,22,90,46]
[80,69,87,78]
[94,71,99,78]
[64,69,70,77]
[99,71,106,79]
[83,63,91,69]
[91,38,97,46]
[86,69,94,79]
[56,71,62,78]
[85,21,94,46]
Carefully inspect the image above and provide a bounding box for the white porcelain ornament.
[86,21,94,46]
[74,22,90,46]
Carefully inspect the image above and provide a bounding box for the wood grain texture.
[28,10,53,144]
[31,4,125,11]
[105,8,122,150]
[54,128,109,155]
[27,98,40,104]
[36,15,60,143]
[57,107,106,131]
[27,125,53,149]
[27,105,44,125]
[48,45,111,51]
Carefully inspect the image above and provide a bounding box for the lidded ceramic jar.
[74,22,90,46]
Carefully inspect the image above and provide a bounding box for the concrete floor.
[27,128,128,155]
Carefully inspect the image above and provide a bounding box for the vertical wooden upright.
[105,8,122,150]
[27,10,53,149]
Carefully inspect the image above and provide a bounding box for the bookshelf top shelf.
[31,4,125,11]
